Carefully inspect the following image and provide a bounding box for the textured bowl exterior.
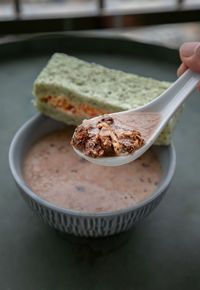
[18,186,165,237]
[9,114,176,237]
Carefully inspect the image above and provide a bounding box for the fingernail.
[181,43,199,57]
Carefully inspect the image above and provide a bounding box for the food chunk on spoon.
[71,115,145,158]
[71,111,161,166]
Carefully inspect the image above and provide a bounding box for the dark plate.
[1,33,200,290]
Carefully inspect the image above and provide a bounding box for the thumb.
[180,42,200,73]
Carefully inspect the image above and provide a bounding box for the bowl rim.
[9,114,176,218]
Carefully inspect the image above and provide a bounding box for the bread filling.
[40,96,110,118]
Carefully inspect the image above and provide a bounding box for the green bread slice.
[33,53,182,145]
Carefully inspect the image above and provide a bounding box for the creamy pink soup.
[23,127,162,212]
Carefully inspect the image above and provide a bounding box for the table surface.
[0,34,200,290]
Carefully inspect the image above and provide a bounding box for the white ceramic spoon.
[73,69,200,166]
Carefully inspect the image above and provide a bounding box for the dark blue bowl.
[9,114,176,237]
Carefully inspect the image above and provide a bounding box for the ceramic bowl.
[9,114,176,237]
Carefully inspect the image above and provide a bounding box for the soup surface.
[23,127,162,212]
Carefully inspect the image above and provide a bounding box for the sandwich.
[33,53,182,145]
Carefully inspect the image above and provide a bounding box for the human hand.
[177,42,200,90]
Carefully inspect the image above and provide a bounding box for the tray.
[1,33,200,290]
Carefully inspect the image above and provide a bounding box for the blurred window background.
[0,0,98,19]
[0,0,200,19]
[0,0,200,48]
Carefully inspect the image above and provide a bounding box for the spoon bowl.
[73,69,200,166]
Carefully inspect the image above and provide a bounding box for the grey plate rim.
[0,32,180,66]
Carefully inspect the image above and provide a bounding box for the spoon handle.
[146,69,200,120]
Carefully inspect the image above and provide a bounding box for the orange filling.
[41,96,110,117]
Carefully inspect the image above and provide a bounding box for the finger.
[180,42,200,73]
[177,61,200,91]
[177,62,188,77]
